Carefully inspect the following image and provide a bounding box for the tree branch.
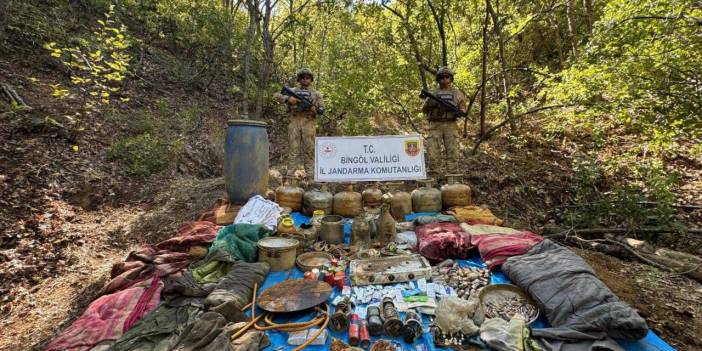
[472,104,567,153]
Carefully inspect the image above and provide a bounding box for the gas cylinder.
[332,183,362,218]
[387,182,412,221]
[302,183,333,216]
[362,183,383,208]
[377,198,397,245]
[411,179,442,213]
[351,209,371,247]
[275,176,304,211]
[441,174,472,209]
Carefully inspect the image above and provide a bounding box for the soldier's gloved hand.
[287,96,299,105]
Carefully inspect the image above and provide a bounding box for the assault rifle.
[281,86,325,115]
[419,88,467,118]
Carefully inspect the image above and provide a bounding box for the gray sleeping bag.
[502,240,648,351]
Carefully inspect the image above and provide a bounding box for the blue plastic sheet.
[255,212,676,351]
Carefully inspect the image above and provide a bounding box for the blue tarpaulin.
[254,212,675,351]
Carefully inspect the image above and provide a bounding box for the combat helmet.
[296,68,314,81]
[436,66,454,81]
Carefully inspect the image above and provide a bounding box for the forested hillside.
[0,0,700,349]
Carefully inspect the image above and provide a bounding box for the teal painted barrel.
[224,119,269,204]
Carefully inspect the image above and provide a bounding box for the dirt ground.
[577,248,702,350]
[0,205,140,351]
[0,176,226,351]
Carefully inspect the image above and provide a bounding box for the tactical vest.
[288,89,315,115]
[428,90,459,122]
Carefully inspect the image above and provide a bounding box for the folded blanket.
[447,206,503,225]
[45,276,163,351]
[156,221,220,252]
[471,231,543,269]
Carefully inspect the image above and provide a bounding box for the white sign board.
[314,135,426,182]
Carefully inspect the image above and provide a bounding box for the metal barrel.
[224,119,269,204]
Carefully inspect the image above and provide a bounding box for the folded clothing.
[161,251,269,321]
[415,222,473,262]
[108,302,206,351]
[191,249,238,284]
[447,206,503,225]
[471,231,543,269]
[503,240,648,348]
[170,312,269,351]
[459,223,521,236]
[162,250,237,299]
[156,221,220,252]
[205,260,270,312]
[479,317,544,351]
[411,214,458,226]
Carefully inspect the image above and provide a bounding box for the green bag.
[209,224,272,262]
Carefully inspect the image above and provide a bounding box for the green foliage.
[547,0,702,157]
[561,155,678,228]
[4,0,696,232]
[110,0,248,90]
[108,133,174,177]
[0,0,74,55]
[106,102,201,176]
[43,5,131,110]
[342,115,374,136]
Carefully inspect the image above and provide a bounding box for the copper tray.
[257,279,332,313]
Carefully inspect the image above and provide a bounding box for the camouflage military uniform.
[421,68,467,178]
[274,69,325,177]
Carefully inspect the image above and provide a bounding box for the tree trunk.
[427,0,448,66]
[381,1,429,89]
[550,17,565,69]
[478,1,490,138]
[565,0,578,58]
[315,13,330,88]
[256,0,275,120]
[407,24,430,89]
[486,0,515,134]
[290,0,297,66]
[241,0,260,118]
[583,0,594,34]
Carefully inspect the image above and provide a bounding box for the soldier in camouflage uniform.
[421,67,467,179]
[274,68,325,178]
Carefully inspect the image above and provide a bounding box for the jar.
[332,183,362,218]
[387,182,412,221]
[303,183,333,216]
[275,176,304,211]
[362,183,383,208]
[441,174,472,209]
[411,179,442,213]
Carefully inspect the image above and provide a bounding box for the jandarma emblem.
[320,142,337,158]
[404,140,420,156]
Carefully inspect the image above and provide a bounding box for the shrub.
[108,133,174,176]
